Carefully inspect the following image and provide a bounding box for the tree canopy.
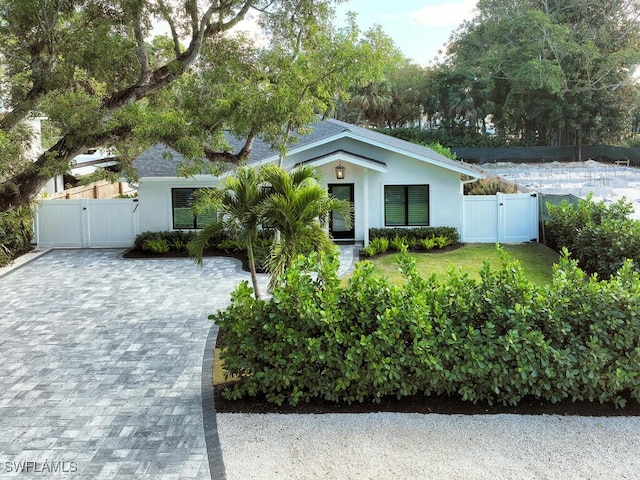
[345,1,640,149]
[0,0,398,212]
[442,0,640,146]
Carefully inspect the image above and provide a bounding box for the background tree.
[445,0,640,146]
[150,13,397,176]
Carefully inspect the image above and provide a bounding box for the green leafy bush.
[464,177,518,195]
[545,195,640,278]
[133,230,219,253]
[390,235,407,251]
[361,244,378,258]
[369,236,389,254]
[365,227,459,257]
[370,227,459,246]
[0,204,34,267]
[214,247,640,408]
[218,239,243,252]
[142,238,170,254]
[419,237,436,250]
[434,236,451,249]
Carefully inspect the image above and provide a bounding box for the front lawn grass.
[365,243,559,286]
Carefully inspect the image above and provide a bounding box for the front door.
[328,184,354,240]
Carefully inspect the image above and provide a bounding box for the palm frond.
[188,221,224,266]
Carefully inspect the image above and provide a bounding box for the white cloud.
[411,0,478,27]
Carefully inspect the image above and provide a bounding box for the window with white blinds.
[384,185,429,226]
[171,188,216,229]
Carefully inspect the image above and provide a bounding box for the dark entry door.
[328,184,354,239]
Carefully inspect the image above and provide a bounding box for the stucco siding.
[310,152,463,242]
[138,178,218,232]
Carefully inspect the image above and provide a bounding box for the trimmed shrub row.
[133,230,201,254]
[362,227,459,257]
[214,248,640,408]
[131,230,273,271]
[369,227,459,245]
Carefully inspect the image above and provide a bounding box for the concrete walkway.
[0,249,267,479]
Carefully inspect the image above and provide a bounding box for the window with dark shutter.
[172,188,216,229]
[384,185,429,226]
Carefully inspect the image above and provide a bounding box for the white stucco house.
[133,119,486,245]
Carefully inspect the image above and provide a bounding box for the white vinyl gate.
[462,193,539,243]
[35,198,140,248]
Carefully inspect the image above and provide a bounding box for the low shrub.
[390,235,407,251]
[214,247,640,408]
[464,177,518,195]
[419,237,436,250]
[365,227,459,257]
[360,244,378,258]
[545,195,640,278]
[0,204,34,267]
[133,230,218,253]
[142,238,170,254]
[369,236,389,254]
[370,227,459,246]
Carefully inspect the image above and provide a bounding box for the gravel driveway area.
[217,412,640,479]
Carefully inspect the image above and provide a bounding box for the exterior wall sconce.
[335,163,346,179]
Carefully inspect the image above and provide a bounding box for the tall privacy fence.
[454,145,640,165]
[47,180,132,199]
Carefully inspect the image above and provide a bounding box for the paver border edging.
[0,248,52,279]
[202,323,227,480]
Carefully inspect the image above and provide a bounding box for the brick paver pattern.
[0,249,248,479]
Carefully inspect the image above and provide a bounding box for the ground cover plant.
[213,247,640,411]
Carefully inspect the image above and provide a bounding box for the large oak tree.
[0,0,394,213]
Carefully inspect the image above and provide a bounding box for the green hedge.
[369,227,459,245]
[133,231,200,253]
[132,230,274,271]
[213,248,640,408]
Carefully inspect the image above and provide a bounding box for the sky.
[334,0,479,66]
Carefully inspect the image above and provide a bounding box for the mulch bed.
[214,386,640,416]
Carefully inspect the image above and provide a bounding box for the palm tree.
[259,164,352,290]
[189,167,267,299]
[348,80,395,127]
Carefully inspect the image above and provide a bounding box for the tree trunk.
[0,136,85,213]
[246,238,262,300]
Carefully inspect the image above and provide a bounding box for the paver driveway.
[0,249,256,479]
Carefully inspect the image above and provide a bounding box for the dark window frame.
[171,188,216,230]
[384,184,430,227]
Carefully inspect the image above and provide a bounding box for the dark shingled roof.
[133,119,480,178]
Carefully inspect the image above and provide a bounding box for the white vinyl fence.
[35,198,140,248]
[462,193,539,243]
